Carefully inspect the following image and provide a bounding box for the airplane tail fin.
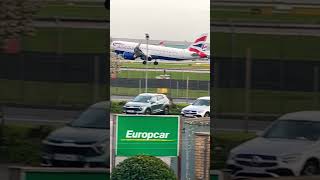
[202,44,208,51]
[159,41,165,46]
[188,33,208,58]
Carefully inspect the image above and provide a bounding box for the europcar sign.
[116,115,180,157]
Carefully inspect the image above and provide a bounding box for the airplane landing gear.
[142,60,147,65]
[153,61,158,65]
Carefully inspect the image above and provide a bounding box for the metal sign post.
[145,33,149,93]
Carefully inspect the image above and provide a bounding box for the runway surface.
[120,67,209,73]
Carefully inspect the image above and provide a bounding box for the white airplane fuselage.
[111,41,199,61]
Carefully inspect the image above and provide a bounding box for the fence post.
[176,81,179,98]
[244,48,252,133]
[0,105,5,145]
[93,56,100,103]
[314,66,319,108]
[186,76,189,103]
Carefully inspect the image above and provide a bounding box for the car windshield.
[263,120,320,141]
[69,108,108,129]
[132,95,152,103]
[192,99,210,106]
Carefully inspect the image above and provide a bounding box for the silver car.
[123,93,170,115]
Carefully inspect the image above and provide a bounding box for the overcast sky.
[110,0,210,42]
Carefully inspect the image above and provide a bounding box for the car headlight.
[94,140,108,154]
[228,152,236,161]
[281,153,301,164]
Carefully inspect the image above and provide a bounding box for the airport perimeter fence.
[111,78,210,99]
[212,56,320,116]
[0,52,108,108]
[214,57,320,92]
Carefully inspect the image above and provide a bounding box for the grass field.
[35,0,108,19]
[118,70,210,81]
[212,10,320,24]
[213,88,320,114]
[0,79,107,108]
[36,4,108,20]
[22,28,108,53]
[111,87,210,99]
[212,32,320,60]
[120,61,210,70]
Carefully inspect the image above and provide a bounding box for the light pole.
[145,33,149,93]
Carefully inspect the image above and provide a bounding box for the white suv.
[227,111,320,179]
[181,96,210,118]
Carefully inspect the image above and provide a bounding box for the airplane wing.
[133,42,147,59]
[133,43,152,60]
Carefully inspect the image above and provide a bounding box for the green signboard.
[116,115,180,157]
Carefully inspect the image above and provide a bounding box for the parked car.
[181,96,210,117]
[123,93,170,115]
[41,101,109,167]
[226,111,320,178]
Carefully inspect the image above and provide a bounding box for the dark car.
[41,101,109,167]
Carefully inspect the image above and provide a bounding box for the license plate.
[54,154,79,161]
[127,110,135,113]
[185,114,194,117]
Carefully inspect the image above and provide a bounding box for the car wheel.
[163,106,169,115]
[204,112,210,117]
[301,160,320,176]
[144,108,151,115]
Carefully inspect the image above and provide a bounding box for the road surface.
[2,106,272,132]
[120,67,209,73]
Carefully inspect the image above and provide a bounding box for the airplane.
[110,34,209,65]
[201,44,210,60]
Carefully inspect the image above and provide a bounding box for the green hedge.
[0,124,55,165]
[111,155,176,180]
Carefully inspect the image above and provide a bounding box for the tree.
[111,155,177,180]
[0,0,42,52]
[110,55,121,79]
